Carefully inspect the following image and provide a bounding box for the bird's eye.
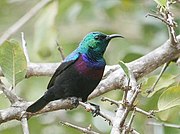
[94,34,107,40]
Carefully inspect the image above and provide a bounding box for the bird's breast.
[74,54,105,79]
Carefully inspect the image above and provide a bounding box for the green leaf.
[0,40,27,87]
[141,74,176,97]
[157,106,180,121]
[122,53,143,63]
[33,1,58,58]
[119,61,130,79]
[153,0,167,7]
[158,85,180,112]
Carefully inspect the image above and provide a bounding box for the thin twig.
[0,0,52,45]
[123,110,136,134]
[0,80,20,104]
[177,57,180,67]
[166,2,178,45]
[147,121,180,129]
[60,121,99,134]
[101,97,119,107]
[21,117,30,134]
[127,110,136,129]
[146,4,178,46]
[146,13,170,26]
[21,32,30,62]
[146,62,170,95]
[56,41,65,60]
[130,129,140,134]
[119,86,140,128]
[122,81,131,104]
[122,90,128,103]
[135,107,156,119]
[79,102,113,124]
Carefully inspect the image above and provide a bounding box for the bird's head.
[78,32,123,60]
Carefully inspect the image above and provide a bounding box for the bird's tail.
[26,93,53,113]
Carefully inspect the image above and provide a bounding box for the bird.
[26,32,123,113]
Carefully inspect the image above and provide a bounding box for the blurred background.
[0,0,180,134]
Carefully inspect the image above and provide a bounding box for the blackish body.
[48,54,105,102]
[26,32,123,113]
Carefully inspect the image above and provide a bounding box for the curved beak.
[106,34,124,40]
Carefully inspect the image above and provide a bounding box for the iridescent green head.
[78,32,123,60]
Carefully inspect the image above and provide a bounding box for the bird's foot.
[79,102,100,117]
[67,97,79,108]
[89,102,100,117]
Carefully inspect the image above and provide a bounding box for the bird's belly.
[53,66,102,101]
[52,56,105,101]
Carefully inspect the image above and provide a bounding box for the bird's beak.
[106,34,124,40]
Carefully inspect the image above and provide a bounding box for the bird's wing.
[47,53,80,89]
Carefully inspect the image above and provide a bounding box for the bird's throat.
[87,49,104,62]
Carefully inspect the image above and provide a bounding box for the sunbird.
[26,32,123,113]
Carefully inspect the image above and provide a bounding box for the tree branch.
[21,117,30,134]
[0,99,76,124]
[0,0,52,45]
[79,102,113,124]
[147,121,180,129]
[0,80,21,104]
[123,110,136,134]
[60,121,99,134]
[56,41,65,60]
[110,65,140,134]
[135,107,156,119]
[21,32,30,63]
[146,61,170,95]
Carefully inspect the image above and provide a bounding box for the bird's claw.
[89,103,100,117]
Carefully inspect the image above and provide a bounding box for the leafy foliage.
[154,0,167,7]
[33,1,58,59]
[119,61,130,79]
[158,85,180,111]
[0,40,27,87]
[141,74,176,97]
